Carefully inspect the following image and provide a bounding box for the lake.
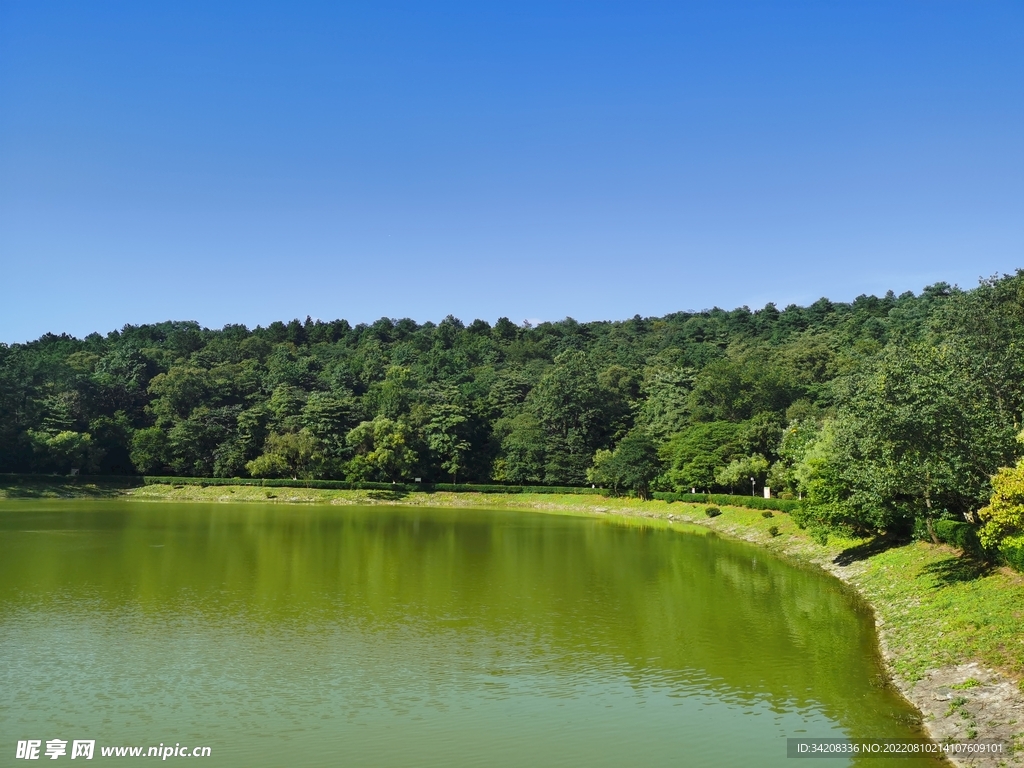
[0,500,943,766]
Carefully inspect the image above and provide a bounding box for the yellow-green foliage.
[978,459,1024,549]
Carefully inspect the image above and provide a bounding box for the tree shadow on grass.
[366,489,410,501]
[921,555,993,586]
[0,482,128,499]
[832,533,907,566]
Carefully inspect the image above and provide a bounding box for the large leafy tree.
[345,417,418,482]
[28,429,101,474]
[635,366,693,441]
[587,429,661,500]
[935,271,1024,425]
[247,431,318,479]
[424,403,471,484]
[767,418,819,496]
[661,421,745,492]
[160,405,240,477]
[527,351,616,485]
[688,351,799,422]
[493,412,546,483]
[301,392,356,471]
[715,454,769,495]
[801,343,1018,537]
[130,426,170,474]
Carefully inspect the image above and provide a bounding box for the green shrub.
[651,492,799,513]
[999,536,1024,573]
[768,525,780,537]
[705,507,721,518]
[789,505,810,529]
[761,510,774,518]
[932,519,986,558]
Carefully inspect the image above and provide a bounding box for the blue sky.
[1,1,1021,343]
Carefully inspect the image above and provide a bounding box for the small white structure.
[763,486,771,499]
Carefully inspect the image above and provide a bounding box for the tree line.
[2,272,1022,560]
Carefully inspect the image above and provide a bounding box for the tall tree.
[590,429,662,500]
[424,403,471,484]
[528,351,614,485]
[345,417,418,482]
[800,343,1018,537]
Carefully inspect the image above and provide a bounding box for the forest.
[2,272,1023,562]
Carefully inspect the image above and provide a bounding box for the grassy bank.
[3,477,1023,760]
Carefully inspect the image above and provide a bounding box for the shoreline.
[4,480,1023,765]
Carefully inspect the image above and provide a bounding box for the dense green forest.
[2,273,1023,559]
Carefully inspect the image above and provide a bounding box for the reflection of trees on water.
[0,502,920,741]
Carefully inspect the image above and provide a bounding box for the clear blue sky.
[1,1,1021,343]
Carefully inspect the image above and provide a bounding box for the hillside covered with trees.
[2,272,1023,560]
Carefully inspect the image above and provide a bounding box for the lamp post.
[750,476,755,497]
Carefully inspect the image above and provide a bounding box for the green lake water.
[0,500,943,766]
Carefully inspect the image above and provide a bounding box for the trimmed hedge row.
[932,521,1024,573]
[140,476,606,495]
[429,483,604,495]
[144,476,399,491]
[2,473,801,509]
[931,519,986,559]
[929,519,1024,574]
[652,492,801,513]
